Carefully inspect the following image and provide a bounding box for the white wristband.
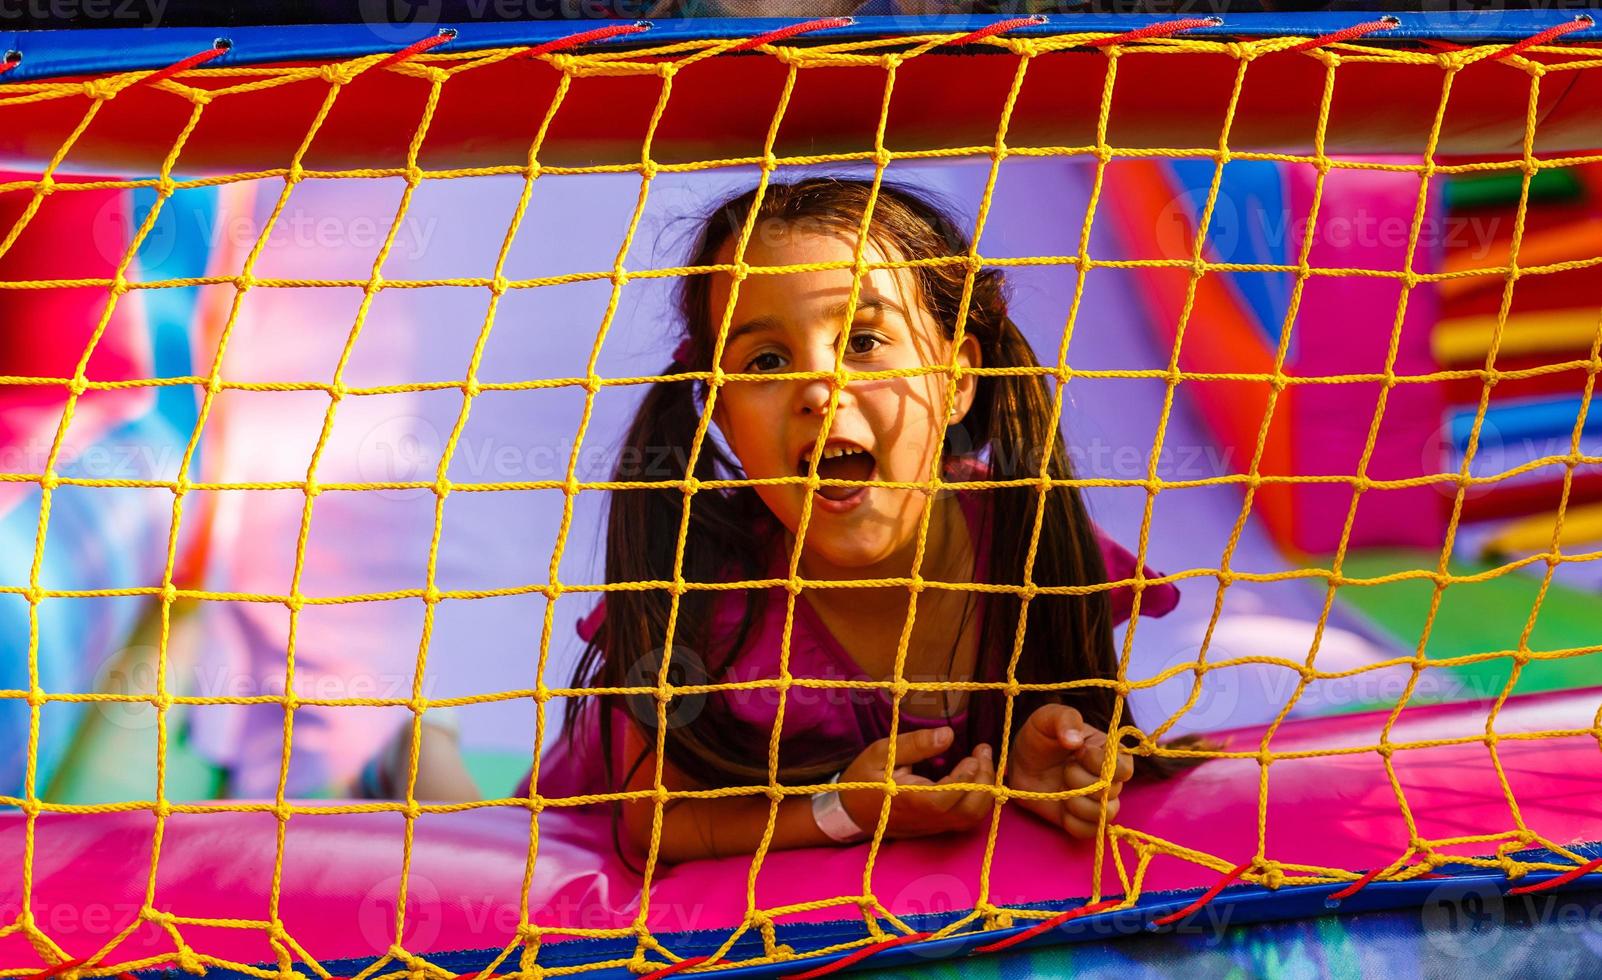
[811,770,869,844]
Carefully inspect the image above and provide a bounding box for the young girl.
[362,178,1205,864]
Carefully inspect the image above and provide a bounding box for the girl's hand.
[837,727,995,839]
[1005,703,1133,840]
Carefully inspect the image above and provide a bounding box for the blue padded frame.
[4,10,1601,84]
[8,9,1601,978]
[129,841,1602,980]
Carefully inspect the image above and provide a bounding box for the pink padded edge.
[3,686,1598,969]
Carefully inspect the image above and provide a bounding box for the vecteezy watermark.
[91,196,440,269]
[893,873,977,960]
[356,873,710,955]
[0,899,145,935]
[359,874,444,954]
[1155,191,1505,264]
[624,645,710,731]
[1420,418,1600,503]
[91,646,436,731]
[1419,877,1602,967]
[0,0,167,26]
[351,414,1240,498]
[1147,645,1245,731]
[355,0,656,43]
[0,439,186,482]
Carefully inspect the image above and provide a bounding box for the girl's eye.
[847,332,883,356]
[746,350,785,373]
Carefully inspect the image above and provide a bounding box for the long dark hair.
[564,177,1209,846]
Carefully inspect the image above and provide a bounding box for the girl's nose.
[797,376,835,415]
[796,345,847,415]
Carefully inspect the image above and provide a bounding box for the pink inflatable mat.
[4,686,1600,978]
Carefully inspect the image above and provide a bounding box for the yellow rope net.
[2,19,1602,980]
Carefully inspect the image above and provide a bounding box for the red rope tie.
[730,17,854,53]
[1286,16,1399,55]
[639,954,713,979]
[24,958,139,980]
[1489,15,1594,61]
[1150,861,1252,927]
[945,15,1049,47]
[970,898,1123,955]
[24,957,86,980]
[1087,16,1220,49]
[779,930,935,980]
[369,29,456,73]
[137,41,228,90]
[0,51,19,76]
[525,21,652,58]
[1507,856,1602,896]
[1326,864,1389,904]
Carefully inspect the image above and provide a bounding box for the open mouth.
[798,442,877,504]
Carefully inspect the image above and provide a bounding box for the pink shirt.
[527,467,1178,800]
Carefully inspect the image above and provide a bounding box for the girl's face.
[708,224,981,572]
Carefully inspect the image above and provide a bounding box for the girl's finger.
[1066,792,1120,826]
[1074,735,1135,786]
[925,757,979,813]
[1061,761,1125,800]
[1113,748,1135,783]
[868,727,955,771]
[1060,807,1101,841]
[953,749,997,824]
[1024,703,1085,753]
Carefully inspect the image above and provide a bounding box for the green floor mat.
[44,705,226,805]
[464,749,534,798]
[1325,549,1602,705]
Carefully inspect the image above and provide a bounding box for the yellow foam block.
[1434,308,1602,365]
[1479,500,1602,559]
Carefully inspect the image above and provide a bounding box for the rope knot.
[318,63,356,85]
[1259,862,1286,889]
[80,79,117,101]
